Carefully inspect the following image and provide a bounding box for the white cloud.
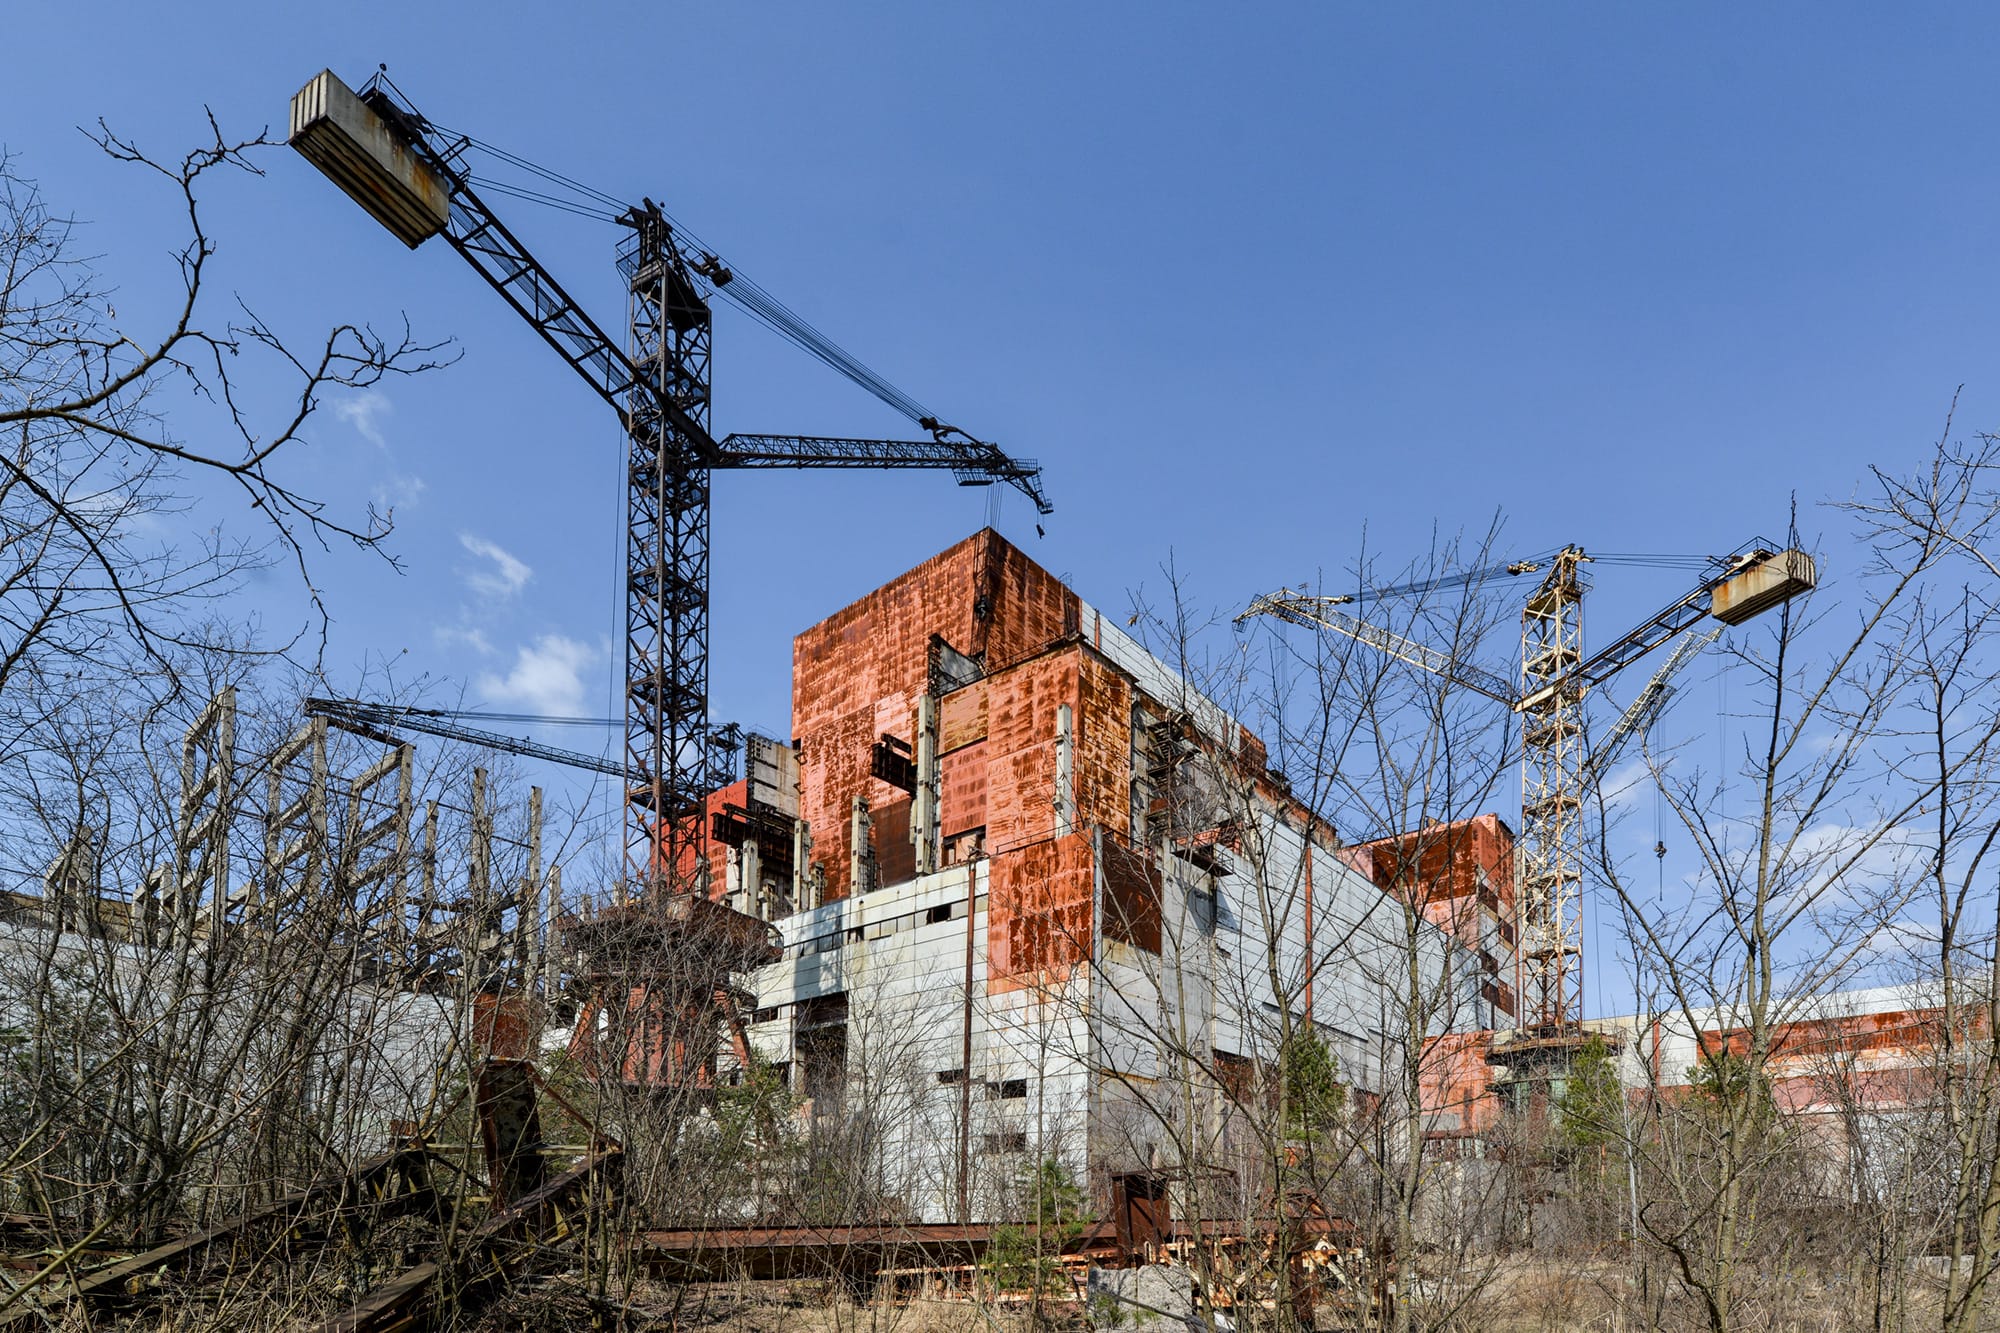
[374,471,427,517]
[434,624,494,656]
[459,533,532,599]
[332,389,392,448]
[476,634,597,717]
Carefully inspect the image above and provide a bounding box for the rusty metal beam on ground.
[312,1144,623,1333]
[0,1148,436,1329]
[634,1212,1353,1285]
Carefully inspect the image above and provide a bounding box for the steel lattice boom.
[306,698,626,777]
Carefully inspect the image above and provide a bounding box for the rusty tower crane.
[287,70,1051,893]
[1243,541,1816,1036]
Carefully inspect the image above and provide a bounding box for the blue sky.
[7,6,2000,999]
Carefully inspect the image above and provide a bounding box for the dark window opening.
[752,1006,779,1024]
[980,1130,1029,1154]
[926,902,955,925]
[995,1077,1028,1100]
[937,1068,965,1085]
[871,734,917,793]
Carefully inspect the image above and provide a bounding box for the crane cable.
[437,127,950,433]
[1324,548,1734,609]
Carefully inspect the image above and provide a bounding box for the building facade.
[710,530,1464,1221]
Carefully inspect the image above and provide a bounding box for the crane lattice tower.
[1516,547,1589,1033]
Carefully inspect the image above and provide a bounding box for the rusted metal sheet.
[1112,1172,1171,1255]
[871,796,916,886]
[1074,652,1134,841]
[1419,1030,1503,1138]
[470,992,540,1061]
[940,742,988,837]
[792,532,1080,902]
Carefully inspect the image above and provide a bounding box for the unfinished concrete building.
[1345,815,1518,1032]
[698,530,1466,1222]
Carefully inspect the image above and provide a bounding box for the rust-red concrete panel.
[983,651,1079,856]
[792,530,1080,902]
[940,682,988,753]
[1075,652,1135,842]
[988,831,1095,995]
[1420,1030,1502,1137]
[872,796,915,887]
[941,742,988,837]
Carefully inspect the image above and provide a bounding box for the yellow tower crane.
[1241,541,1816,1039]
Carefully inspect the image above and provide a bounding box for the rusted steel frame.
[312,1146,623,1333]
[639,1223,993,1283]
[35,1148,436,1318]
[637,1218,1137,1283]
[645,1223,995,1248]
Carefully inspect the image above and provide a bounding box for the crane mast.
[290,70,1051,896]
[1516,547,1589,1032]
[623,205,718,888]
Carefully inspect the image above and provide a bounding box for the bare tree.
[1082,540,1517,1333]
[0,127,449,697]
[1595,420,2000,1333]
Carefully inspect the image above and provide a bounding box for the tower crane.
[287,70,1052,894]
[1241,542,1815,1036]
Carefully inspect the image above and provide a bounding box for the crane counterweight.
[288,71,448,247]
[1712,548,1818,624]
